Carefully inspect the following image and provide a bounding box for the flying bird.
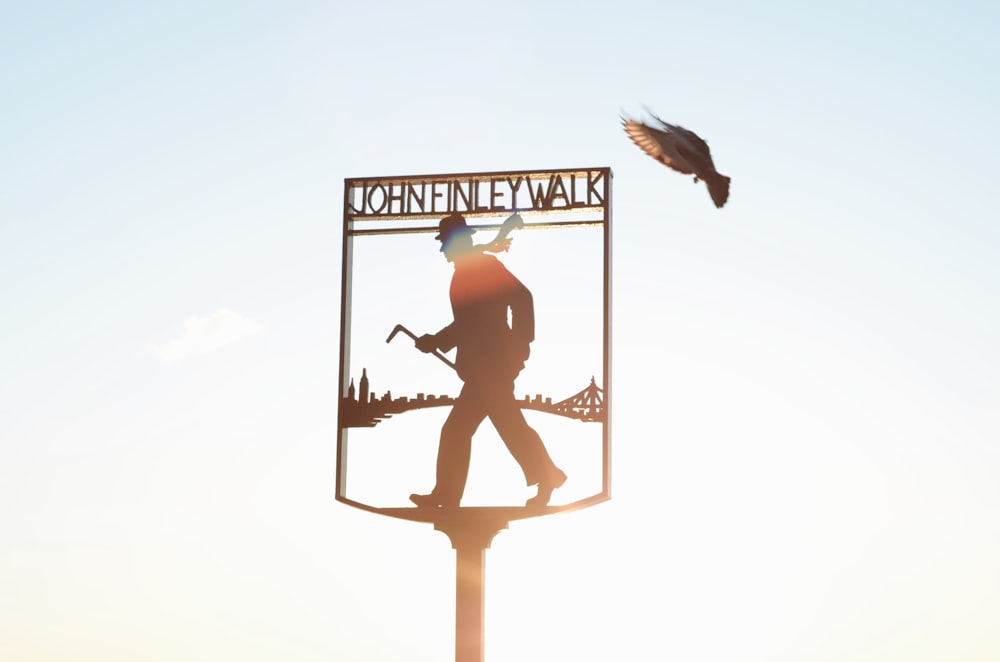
[622,110,731,208]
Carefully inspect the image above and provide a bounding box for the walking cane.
[385,324,457,370]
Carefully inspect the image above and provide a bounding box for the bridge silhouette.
[341,369,604,428]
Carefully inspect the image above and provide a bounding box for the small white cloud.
[152,309,265,362]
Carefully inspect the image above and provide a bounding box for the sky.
[2,1,998,660]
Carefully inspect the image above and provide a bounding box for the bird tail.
[708,174,731,208]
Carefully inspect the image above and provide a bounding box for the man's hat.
[434,214,476,242]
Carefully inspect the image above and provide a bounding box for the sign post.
[338,167,613,661]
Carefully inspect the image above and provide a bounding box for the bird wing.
[622,118,697,175]
[647,114,718,178]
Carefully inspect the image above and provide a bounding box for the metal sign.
[337,167,612,523]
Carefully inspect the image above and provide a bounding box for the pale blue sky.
[2,2,998,661]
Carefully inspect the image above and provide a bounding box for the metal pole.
[455,543,485,662]
[434,514,509,662]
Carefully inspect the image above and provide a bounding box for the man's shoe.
[526,468,567,508]
[409,493,458,508]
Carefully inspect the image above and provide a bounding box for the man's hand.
[415,334,438,353]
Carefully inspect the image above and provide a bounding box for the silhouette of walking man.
[410,213,566,508]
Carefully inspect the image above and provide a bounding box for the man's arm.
[507,273,535,352]
[416,322,457,353]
